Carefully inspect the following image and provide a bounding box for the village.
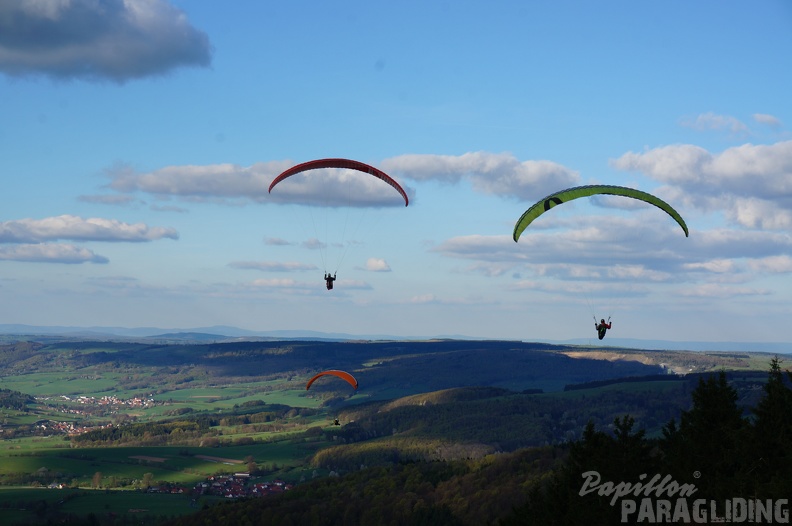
[187,473,294,500]
[44,473,295,501]
[0,394,162,438]
[44,394,159,411]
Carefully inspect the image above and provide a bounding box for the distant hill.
[0,323,489,342]
[546,337,792,354]
[0,323,789,353]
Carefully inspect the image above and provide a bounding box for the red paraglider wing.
[305,370,359,391]
[269,158,409,206]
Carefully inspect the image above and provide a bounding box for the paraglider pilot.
[325,272,337,290]
[595,318,612,340]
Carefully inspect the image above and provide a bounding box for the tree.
[245,455,258,474]
[612,415,651,473]
[91,471,102,489]
[749,356,792,497]
[664,371,747,499]
[502,417,654,525]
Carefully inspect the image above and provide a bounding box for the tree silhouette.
[661,371,747,499]
[749,356,792,497]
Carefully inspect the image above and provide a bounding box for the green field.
[1,372,120,397]
[0,437,325,484]
[0,338,784,524]
[0,434,326,524]
[547,378,687,398]
[0,486,218,524]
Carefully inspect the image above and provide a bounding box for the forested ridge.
[0,339,665,396]
[166,359,792,526]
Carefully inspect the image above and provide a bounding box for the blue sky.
[1,0,791,342]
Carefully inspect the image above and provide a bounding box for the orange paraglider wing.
[305,370,358,390]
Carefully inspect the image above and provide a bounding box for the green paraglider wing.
[513,185,689,242]
[305,370,358,391]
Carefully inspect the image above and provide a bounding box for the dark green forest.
[165,360,792,526]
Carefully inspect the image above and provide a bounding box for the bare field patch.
[195,455,243,464]
[129,455,167,463]
[563,351,657,365]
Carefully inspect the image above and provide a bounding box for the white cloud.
[747,255,792,274]
[526,262,672,283]
[726,197,792,229]
[250,277,371,292]
[86,275,141,288]
[663,228,792,262]
[302,238,326,250]
[677,283,770,298]
[753,113,783,130]
[613,141,792,194]
[381,151,579,201]
[0,243,108,264]
[512,279,587,294]
[432,219,792,296]
[679,112,749,135]
[105,151,581,208]
[612,140,792,229]
[83,275,173,296]
[107,161,412,208]
[0,215,178,243]
[149,204,189,213]
[335,279,373,290]
[251,278,303,288]
[229,261,317,272]
[0,0,212,82]
[611,144,713,185]
[106,162,284,202]
[433,234,521,263]
[264,237,292,246]
[364,258,391,272]
[410,294,437,304]
[434,217,688,269]
[682,259,737,273]
[78,194,140,206]
[464,262,515,277]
